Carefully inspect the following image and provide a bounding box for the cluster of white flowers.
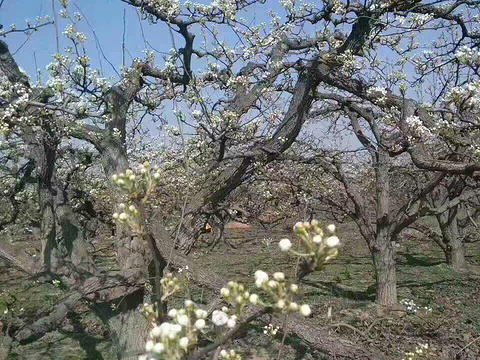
[111,162,163,230]
[225,75,250,90]
[402,343,429,359]
[141,300,208,360]
[141,0,180,19]
[367,86,389,105]
[211,0,237,20]
[220,281,252,317]
[455,46,480,66]
[263,323,279,336]
[0,83,33,134]
[446,80,480,111]
[337,50,357,75]
[219,349,242,360]
[62,24,87,44]
[46,77,67,93]
[409,13,433,28]
[279,0,293,10]
[137,220,340,360]
[112,162,161,193]
[253,270,311,316]
[400,298,419,314]
[212,309,239,329]
[405,115,433,140]
[0,16,52,37]
[160,273,180,301]
[279,221,340,271]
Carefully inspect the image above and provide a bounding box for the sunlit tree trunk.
[436,205,467,270]
[372,233,397,306]
[372,151,397,306]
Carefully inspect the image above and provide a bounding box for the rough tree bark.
[1,39,94,278]
[89,83,165,360]
[436,205,467,270]
[372,150,397,306]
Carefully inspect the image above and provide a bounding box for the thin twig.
[122,9,127,67]
[326,322,369,340]
[276,313,290,360]
[52,0,60,54]
[456,335,480,357]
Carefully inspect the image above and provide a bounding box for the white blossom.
[212,310,228,326]
[278,238,291,251]
[299,304,311,317]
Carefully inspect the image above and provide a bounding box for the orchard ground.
[0,220,479,360]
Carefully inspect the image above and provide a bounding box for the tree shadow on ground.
[301,279,376,301]
[397,253,444,267]
[246,323,313,360]
[59,312,105,360]
[397,278,457,290]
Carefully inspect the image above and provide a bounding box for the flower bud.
[195,319,206,330]
[312,235,323,244]
[326,224,336,234]
[177,314,189,326]
[249,293,259,305]
[227,318,236,328]
[153,342,164,353]
[278,238,291,252]
[179,337,189,349]
[268,280,278,289]
[151,326,162,338]
[325,236,340,248]
[195,309,207,319]
[294,222,304,233]
[145,340,154,352]
[273,272,285,281]
[300,304,311,317]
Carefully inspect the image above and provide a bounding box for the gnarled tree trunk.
[436,205,467,270]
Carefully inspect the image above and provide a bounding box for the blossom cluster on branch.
[135,220,340,360]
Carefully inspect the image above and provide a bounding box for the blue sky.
[0,0,176,79]
[0,0,282,80]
